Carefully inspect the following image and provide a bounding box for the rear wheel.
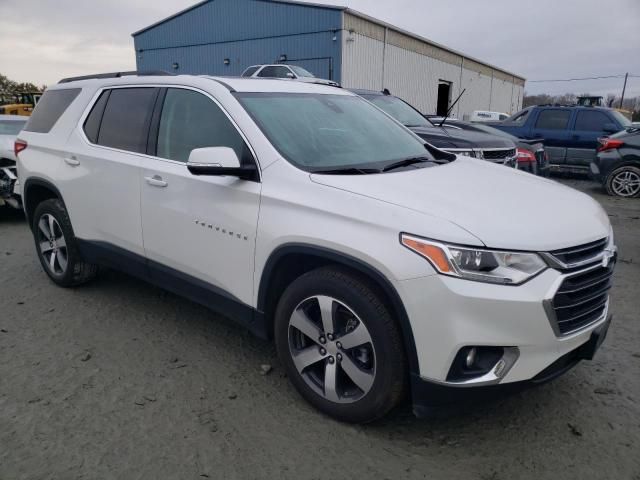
[274,266,406,423]
[605,165,640,198]
[32,199,98,287]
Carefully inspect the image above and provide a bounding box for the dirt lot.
[1,178,639,480]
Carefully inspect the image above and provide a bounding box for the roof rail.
[58,70,174,84]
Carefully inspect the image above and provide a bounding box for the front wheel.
[605,165,640,198]
[274,267,407,423]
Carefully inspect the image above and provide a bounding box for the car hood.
[410,126,514,149]
[310,157,610,251]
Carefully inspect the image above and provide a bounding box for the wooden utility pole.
[619,72,628,109]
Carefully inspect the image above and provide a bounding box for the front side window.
[97,88,158,153]
[242,66,260,77]
[258,66,292,78]
[290,66,315,78]
[535,109,571,130]
[363,95,430,128]
[24,88,81,133]
[0,120,27,135]
[236,93,432,172]
[575,110,613,131]
[157,88,251,164]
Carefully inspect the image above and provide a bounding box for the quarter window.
[156,88,251,164]
[535,110,571,130]
[575,111,612,131]
[83,91,109,144]
[242,66,260,77]
[96,88,158,153]
[24,88,81,133]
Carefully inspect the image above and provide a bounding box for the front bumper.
[411,315,611,416]
[397,265,613,412]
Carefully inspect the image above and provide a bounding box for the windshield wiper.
[312,167,381,175]
[382,156,433,172]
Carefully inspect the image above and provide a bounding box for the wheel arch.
[23,177,65,229]
[257,243,420,375]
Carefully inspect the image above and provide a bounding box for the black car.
[350,90,517,167]
[591,127,640,198]
[431,119,550,176]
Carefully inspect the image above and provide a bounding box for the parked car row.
[12,72,617,422]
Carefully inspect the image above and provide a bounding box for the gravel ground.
[1,178,639,480]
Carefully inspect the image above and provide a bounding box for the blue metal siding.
[134,0,343,81]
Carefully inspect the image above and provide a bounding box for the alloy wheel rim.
[612,170,640,197]
[288,295,376,404]
[37,214,68,275]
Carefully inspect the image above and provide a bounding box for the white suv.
[16,72,616,423]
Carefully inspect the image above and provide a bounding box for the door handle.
[145,175,168,188]
[64,157,80,167]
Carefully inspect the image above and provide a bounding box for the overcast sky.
[1,0,639,98]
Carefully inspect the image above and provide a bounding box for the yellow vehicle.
[0,91,42,116]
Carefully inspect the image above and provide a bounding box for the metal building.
[132,0,525,119]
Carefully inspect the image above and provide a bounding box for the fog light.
[465,347,477,368]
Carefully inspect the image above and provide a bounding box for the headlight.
[401,234,547,285]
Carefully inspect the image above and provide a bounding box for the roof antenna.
[382,88,391,96]
[439,88,466,127]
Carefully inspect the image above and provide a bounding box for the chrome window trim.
[75,83,262,179]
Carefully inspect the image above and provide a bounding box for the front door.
[139,87,261,310]
[529,108,572,165]
[567,110,617,166]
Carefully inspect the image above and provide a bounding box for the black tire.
[274,266,407,423]
[32,198,98,287]
[605,165,640,198]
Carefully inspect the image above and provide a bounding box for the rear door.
[567,110,616,166]
[62,86,159,259]
[529,108,573,165]
[139,86,261,309]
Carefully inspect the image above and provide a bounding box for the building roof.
[132,0,524,82]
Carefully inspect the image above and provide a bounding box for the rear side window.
[242,66,259,77]
[96,88,158,153]
[258,66,291,78]
[575,111,612,131]
[535,110,571,130]
[24,88,80,133]
[156,88,251,163]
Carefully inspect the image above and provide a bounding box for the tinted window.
[157,88,251,164]
[575,111,613,131]
[98,88,158,153]
[83,90,109,144]
[24,88,80,133]
[242,66,260,77]
[258,66,292,78]
[0,120,27,135]
[535,110,571,130]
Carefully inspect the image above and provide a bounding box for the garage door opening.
[437,81,452,116]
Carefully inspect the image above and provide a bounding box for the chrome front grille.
[549,238,608,267]
[481,148,516,161]
[551,263,614,335]
[544,237,616,336]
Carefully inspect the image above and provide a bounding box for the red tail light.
[598,138,623,152]
[14,140,27,157]
[516,148,535,163]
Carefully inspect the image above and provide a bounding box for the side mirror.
[187,147,258,181]
[602,123,619,134]
[286,72,296,79]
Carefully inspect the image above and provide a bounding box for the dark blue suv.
[489,105,631,172]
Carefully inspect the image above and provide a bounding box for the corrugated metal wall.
[134,0,343,80]
[341,12,524,118]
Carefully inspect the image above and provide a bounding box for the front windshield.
[363,95,431,128]
[0,120,27,135]
[610,110,631,128]
[290,66,315,78]
[236,93,433,171]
